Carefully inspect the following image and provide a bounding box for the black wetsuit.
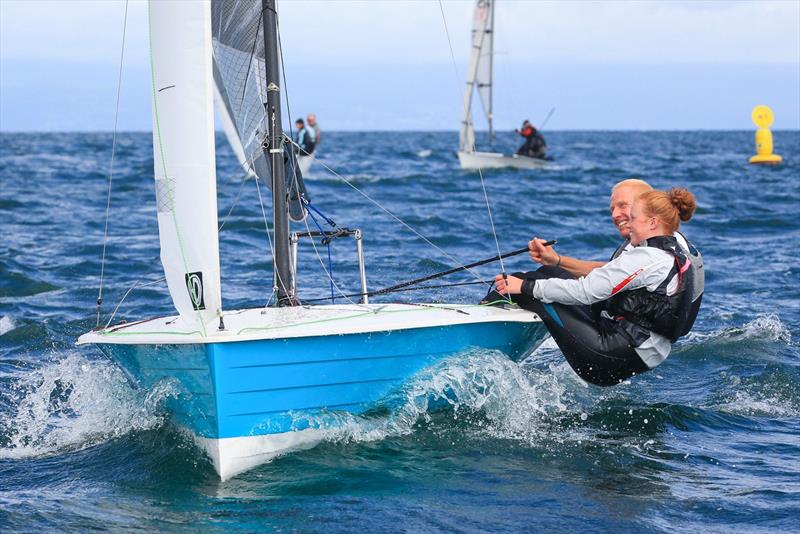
[485,236,702,386]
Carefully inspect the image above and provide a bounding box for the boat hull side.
[96,319,548,476]
[458,150,549,170]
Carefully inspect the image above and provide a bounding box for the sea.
[1,130,799,532]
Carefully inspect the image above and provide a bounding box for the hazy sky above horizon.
[1,0,799,131]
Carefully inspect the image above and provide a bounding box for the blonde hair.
[612,178,653,195]
[637,188,696,233]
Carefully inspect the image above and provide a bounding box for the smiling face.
[628,200,659,246]
[609,184,639,239]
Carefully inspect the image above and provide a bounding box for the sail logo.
[185,272,205,310]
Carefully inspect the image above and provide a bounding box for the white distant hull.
[297,154,314,175]
[458,150,549,170]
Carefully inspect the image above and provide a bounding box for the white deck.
[77,303,541,346]
[458,150,549,170]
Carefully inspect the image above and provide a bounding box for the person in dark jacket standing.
[294,118,315,156]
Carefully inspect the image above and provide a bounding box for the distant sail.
[460,0,494,152]
[149,0,221,331]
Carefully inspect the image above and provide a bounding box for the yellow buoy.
[749,105,782,165]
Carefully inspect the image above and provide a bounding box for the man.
[294,118,315,156]
[529,178,653,276]
[307,113,321,147]
[484,177,703,306]
[515,119,546,159]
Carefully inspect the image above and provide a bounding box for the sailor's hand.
[529,237,560,266]
[494,274,523,295]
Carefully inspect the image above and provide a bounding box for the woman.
[495,188,700,386]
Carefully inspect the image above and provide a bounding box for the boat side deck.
[78,303,542,345]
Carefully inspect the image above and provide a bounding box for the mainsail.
[459,0,495,153]
[210,0,308,218]
[149,0,221,332]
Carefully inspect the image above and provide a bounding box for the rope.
[252,160,278,307]
[276,16,365,308]
[310,157,492,290]
[96,0,129,327]
[301,279,490,304]
[305,207,336,301]
[437,0,509,293]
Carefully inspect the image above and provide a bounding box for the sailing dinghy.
[457,0,549,171]
[78,0,548,480]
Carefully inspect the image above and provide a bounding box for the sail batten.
[211,2,269,181]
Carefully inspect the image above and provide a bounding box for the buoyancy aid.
[609,232,704,341]
[603,235,698,342]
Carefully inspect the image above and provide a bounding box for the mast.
[261,0,293,306]
[486,0,495,143]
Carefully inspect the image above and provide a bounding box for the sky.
[1,0,798,131]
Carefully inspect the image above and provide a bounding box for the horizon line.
[2,128,799,134]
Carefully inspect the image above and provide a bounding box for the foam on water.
[0,315,15,336]
[683,314,792,344]
[0,353,175,459]
[287,349,580,448]
[709,371,800,418]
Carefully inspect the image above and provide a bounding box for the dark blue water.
[1,130,799,532]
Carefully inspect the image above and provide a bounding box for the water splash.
[683,314,792,345]
[0,353,176,459]
[288,350,577,446]
[709,370,800,418]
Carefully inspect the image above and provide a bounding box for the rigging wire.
[96,0,130,327]
[439,0,506,273]
[437,0,509,289]
[310,153,493,291]
[276,13,366,307]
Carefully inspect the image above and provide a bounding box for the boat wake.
[0,353,176,459]
[283,348,586,449]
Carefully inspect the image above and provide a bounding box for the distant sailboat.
[457,0,549,170]
[78,0,549,480]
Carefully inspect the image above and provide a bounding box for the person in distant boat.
[307,113,321,147]
[493,188,702,386]
[294,118,315,156]
[515,120,547,159]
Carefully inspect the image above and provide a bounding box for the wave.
[283,349,580,448]
[0,315,14,336]
[682,314,792,345]
[707,368,800,418]
[0,353,175,459]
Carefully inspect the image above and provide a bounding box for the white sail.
[149,0,221,332]
[213,82,256,179]
[459,0,494,152]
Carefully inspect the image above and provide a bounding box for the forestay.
[149,0,221,332]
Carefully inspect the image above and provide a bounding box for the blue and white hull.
[78,303,547,479]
